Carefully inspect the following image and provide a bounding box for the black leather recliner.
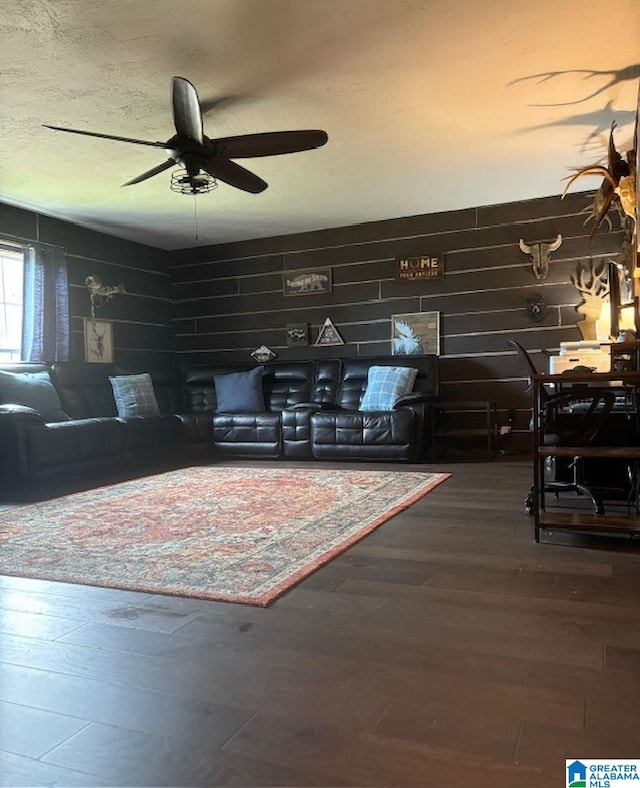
[309,356,438,461]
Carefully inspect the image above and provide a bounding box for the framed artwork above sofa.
[391,312,440,355]
[84,318,114,363]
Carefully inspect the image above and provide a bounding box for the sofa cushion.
[311,409,418,460]
[109,373,160,417]
[359,365,418,411]
[51,362,118,418]
[212,412,281,457]
[0,369,70,422]
[118,414,181,451]
[262,362,313,410]
[28,418,128,469]
[214,366,265,413]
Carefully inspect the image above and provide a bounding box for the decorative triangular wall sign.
[314,318,344,346]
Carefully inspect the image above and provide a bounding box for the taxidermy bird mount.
[44,77,329,195]
[86,275,125,321]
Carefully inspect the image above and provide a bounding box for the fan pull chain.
[193,194,199,242]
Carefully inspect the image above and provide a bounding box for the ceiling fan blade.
[213,129,328,158]
[202,159,268,193]
[171,76,203,144]
[43,125,166,148]
[122,159,176,186]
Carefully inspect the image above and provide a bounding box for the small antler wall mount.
[519,234,563,280]
[571,260,610,341]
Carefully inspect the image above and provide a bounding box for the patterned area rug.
[0,466,449,606]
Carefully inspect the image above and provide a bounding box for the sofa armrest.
[0,406,48,494]
[393,393,430,408]
[0,404,46,424]
[175,412,214,444]
[290,402,342,411]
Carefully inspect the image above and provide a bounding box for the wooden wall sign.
[251,345,277,362]
[283,268,332,296]
[396,256,443,281]
[314,318,344,346]
[286,324,309,346]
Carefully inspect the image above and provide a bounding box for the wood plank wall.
[0,193,627,441]
[0,203,172,368]
[170,191,626,436]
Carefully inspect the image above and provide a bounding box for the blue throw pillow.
[109,373,160,417]
[0,369,70,422]
[359,365,418,412]
[214,366,265,413]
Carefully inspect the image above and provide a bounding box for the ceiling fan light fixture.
[45,77,327,196]
[170,169,218,195]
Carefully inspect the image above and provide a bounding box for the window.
[0,245,25,361]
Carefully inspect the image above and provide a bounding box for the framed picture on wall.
[84,318,114,363]
[391,311,440,355]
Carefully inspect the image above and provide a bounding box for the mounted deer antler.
[519,234,563,280]
[562,121,634,239]
[570,262,610,340]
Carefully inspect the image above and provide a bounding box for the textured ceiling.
[1,0,639,250]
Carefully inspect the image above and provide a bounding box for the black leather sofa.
[183,355,438,461]
[0,355,438,499]
[0,362,188,499]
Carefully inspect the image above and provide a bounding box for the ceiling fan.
[43,76,328,194]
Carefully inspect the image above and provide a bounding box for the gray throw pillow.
[0,369,70,422]
[359,365,418,411]
[109,373,160,417]
[214,366,265,412]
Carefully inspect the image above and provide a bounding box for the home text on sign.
[396,256,443,281]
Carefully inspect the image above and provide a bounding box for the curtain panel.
[22,244,70,363]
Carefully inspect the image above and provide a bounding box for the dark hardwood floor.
[1,458,639,787]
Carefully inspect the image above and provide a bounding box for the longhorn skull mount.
[519,234,563,280]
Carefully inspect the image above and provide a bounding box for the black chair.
[507,339,616,515]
